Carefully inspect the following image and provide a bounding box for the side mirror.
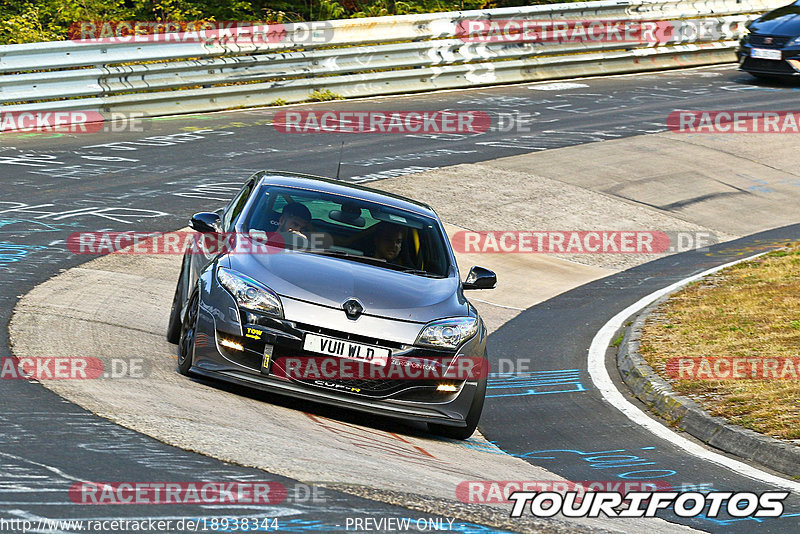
[190,212,221,233]
[463,266,496,290]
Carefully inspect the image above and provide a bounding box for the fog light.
[220,338,244,351]
[437,384,458,392]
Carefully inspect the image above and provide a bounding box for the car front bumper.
[188,273,487,427]
[738,43,800,76]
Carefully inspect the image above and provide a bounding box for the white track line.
[587,251,800,494]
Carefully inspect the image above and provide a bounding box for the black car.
[166,171,497,439]
[739,1,800,78]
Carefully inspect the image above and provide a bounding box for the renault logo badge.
[343,298,363,319]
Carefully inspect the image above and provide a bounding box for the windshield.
[241,184,451,277]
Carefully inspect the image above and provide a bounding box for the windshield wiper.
[306,249,388,266]
[307,250,444,277]
[389,266,445,278]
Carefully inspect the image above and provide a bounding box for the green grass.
[611,332,624,348]
[307,89,343,102]
[640,243,800,441]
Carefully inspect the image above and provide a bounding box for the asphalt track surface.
[1,64,799,532]
[484,225,800,533]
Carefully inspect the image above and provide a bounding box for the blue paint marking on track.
[459,438,508,456]
[0,218,64,232]
[0,242,47,269]
[486,369,585,397]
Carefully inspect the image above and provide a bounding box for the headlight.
[416,317,479,349]
[217,267,283,318]
[739,25,750,42]
[789,35,800,46]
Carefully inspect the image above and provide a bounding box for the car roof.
[255,171,437,218]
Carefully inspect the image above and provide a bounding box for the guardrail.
[0,0,787,120]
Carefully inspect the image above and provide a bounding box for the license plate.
[303,333,390,366]
[751,48,782,60]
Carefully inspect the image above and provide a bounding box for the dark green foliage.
[0,0,579,44]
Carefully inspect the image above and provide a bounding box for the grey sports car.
[167,171,496,439]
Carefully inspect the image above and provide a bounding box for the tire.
[166,259,187,344]
[429,377,487,440]
[177,291,199,376]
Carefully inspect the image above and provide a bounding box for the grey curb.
[616,296,800,478]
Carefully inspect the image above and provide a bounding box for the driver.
[278,203,312,249]
[277,203,333,250]
[278,202,311,234]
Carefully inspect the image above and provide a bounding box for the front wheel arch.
[177,289,200,376]
[166,255,190,344]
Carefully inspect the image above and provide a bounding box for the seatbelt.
[411,229,423,269]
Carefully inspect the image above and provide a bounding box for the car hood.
[750,4,800,35]
[226,249,468,323]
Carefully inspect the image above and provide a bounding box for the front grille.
[215,320,462,399]
[741,56,798,75]
[271,354,460,398]
[749,34,792,48]
[294,376,453,398]
[301,376,418,395]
